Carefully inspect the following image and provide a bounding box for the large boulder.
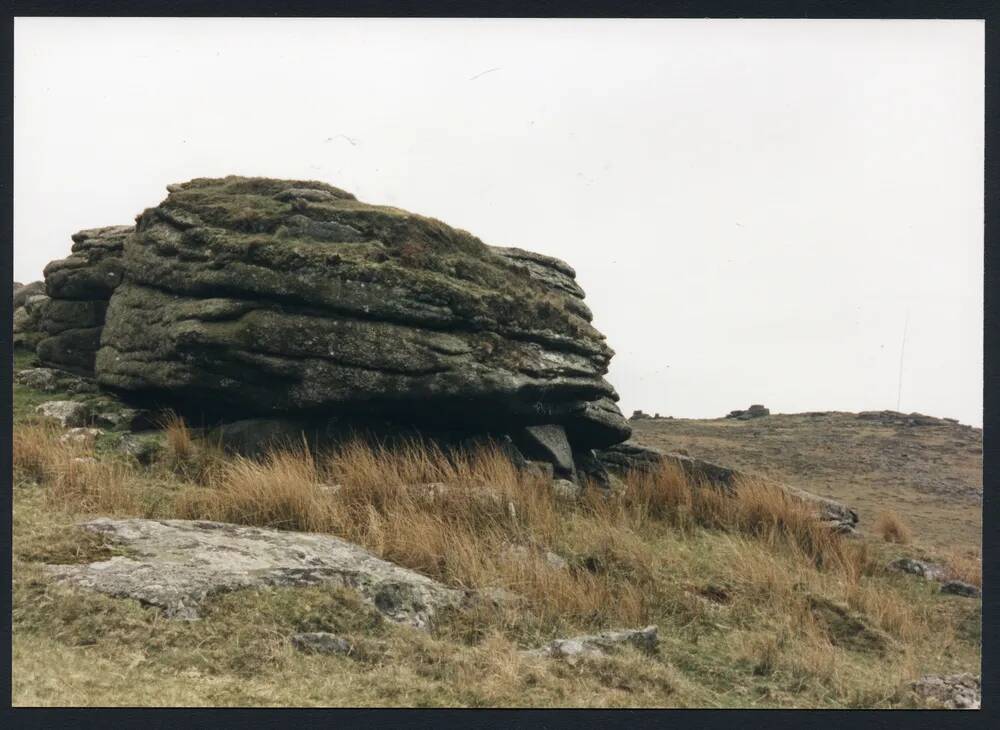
[96,177,630,450]
[35,226,131,374]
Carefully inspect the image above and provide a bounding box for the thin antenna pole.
[896,311,909,411]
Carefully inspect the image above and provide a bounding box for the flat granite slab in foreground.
[47,518,463,628]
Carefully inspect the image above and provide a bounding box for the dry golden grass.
[160,410,194,461]
[944,548,982,588]
[13,421,74,484]
[14,421,144,515]
[874,510,913,545]
[164,435,882,633]
[628,414,982,555]
[11,408,982,708]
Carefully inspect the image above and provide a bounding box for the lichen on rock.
[95,176,630,448]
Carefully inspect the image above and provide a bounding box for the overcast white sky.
[14,18,984,426]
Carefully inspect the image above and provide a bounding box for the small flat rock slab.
[524,625,658,662]
[47,518,462,628]
[290,632,353,656]
[940,580,981,598]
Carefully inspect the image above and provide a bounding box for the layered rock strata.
[34,226,131,374]
[96,177,630,452]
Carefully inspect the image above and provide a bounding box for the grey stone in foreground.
[524,626,658,662]
[47,518,463,628]
[910,673,980,709]
[290,632,353,656]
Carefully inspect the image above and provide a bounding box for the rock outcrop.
[93,177,630,463]
[857,410,957,427]
[34,226,130,374]
[13,280,45,309]
[48,518,463,628]
[12,281,49,350]
[726,404,770,420]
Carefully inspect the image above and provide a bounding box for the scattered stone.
[887,557,947,582]
[940,580,981,598]
[909,673,981,709]
[551,479,582,501]
[59,427,103,445]
[48,518,463,627]
[14,367,98,394]
[119,434,165,465]
[524,626,658,663]
[35,400,90,428]
[86,399,153,432]
[290,632,354,656]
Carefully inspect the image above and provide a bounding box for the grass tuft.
[874,511,912,545]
